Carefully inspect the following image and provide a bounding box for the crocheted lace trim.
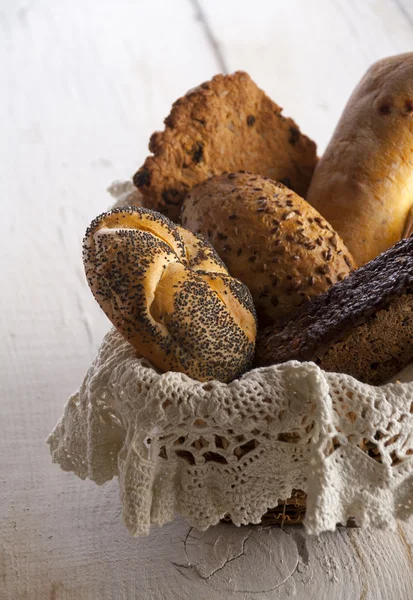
[47,329,413,536]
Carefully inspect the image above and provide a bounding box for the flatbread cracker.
[133,71,317,221]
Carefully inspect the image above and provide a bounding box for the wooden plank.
[394,0,413,26]
[0,0,220,440]
[0,1,219,599]
[3,0,413,598]
[3,477,413,600]
[199,0,413,152]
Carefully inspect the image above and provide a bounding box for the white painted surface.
[2,0,413,598]
[201,0,413,152]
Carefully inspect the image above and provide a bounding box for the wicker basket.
[222,490,359,527]
[221,489,308,526]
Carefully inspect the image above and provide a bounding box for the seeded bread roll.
[307,53,413,266]
[133,71,317,221]
[255,236,413,385]
[181,172,355,324]
[83,207,256,383]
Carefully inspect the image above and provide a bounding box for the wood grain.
[2,0,413,598]
[200,0,413,152]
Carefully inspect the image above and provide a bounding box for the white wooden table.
[2,1,413,598]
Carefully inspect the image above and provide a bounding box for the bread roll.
[181,172,355,324]
[83,206,256,383]
[307,52,413,266]
[255,235,413,385]
[133,71,317,221]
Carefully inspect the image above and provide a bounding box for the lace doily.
[47,328,413,536]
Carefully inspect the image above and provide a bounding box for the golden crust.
[176,226,228,274]
[83,206,256,382]
[134,71,317,221]
[307,52,413,266]
[181,172,356,324]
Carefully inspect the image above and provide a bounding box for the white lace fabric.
[47,328,413,536]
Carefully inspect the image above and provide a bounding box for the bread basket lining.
[47,328,413,536]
